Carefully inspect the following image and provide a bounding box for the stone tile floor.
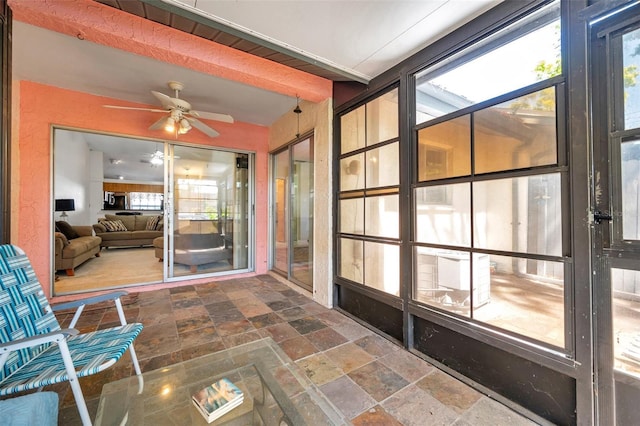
[45,274,539,425]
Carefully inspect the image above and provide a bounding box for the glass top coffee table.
[95,338,347,425]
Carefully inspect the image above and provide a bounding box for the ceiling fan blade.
[149,116,168,131]
[103,105,167,113]
[190,110,234,123]
[189,117,220,138]
[151,91,177,109]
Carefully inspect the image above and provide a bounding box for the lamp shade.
[55,199,75,212]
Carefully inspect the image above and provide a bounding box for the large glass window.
[613,267,640,378]
[415,2,561,124]
[338,87,400,296]
[412,1,567,349]
[415,183,471,247]
[623,28,640,130]
[473,174,562,256]
[418,115,470,181]
[474,87,558,174]
[621,138,640,240]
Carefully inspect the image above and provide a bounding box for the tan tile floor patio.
[46,274,539,425]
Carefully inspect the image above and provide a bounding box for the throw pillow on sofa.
[100,219,128,232]
[146,215,162,231]
[55,221,79,240]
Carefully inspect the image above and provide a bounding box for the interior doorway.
[271,135,314,291]
[52,129,253,295]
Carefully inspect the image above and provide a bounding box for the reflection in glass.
[415,183,471,246]
[172,146,248,278]
[340,198,364,235]
[366,143,399,188]
[364,242,399,296]
[473,174,562,256]
[291,138,314,287]
[339,238,363,284]
[612,268,640,378]
[415,15,560,124]
[621,139,640,241]
[418,115,470,181]
[366,89,399,145]
[473,255,564,347]
[623,28,640,130]
[341,106,365,154]
[340,154,365,191]
[414,247,471,317]
[129,192,163,210]
[474,87,557,174]
[365,195,399,238]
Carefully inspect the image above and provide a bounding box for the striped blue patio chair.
[0,244,143,426]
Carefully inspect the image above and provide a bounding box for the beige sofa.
[54,226,102,276]
[93,214,163,248]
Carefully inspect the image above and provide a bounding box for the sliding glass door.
[167,144,251,279]
[271,136,314,291]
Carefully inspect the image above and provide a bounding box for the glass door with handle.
[590,9,640,424]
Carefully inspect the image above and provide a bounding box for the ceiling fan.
[103,81,234,138]
[139,145,180,167]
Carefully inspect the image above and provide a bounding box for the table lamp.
[55,199,75,221]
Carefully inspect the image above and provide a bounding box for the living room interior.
[3,0,640,425]
[53,128,250,294]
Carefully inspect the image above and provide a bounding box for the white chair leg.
[128,344,144,394]
[58,339,92,426]
[114,297,127,326]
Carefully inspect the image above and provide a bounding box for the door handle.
[593,210,613,224]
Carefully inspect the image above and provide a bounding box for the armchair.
[0,244,143,426]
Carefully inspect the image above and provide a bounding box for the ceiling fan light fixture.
[178,118,191,134]
[150,156,164,166]
[164,116,176,132]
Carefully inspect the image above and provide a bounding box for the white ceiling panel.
[174,0,501,80]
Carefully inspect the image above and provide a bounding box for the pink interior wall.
[17,81,270,299]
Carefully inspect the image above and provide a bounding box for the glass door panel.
[271,136,314,291]
[273,150,289,273]
[591,14,640,424]
[168,145,249,278]
[291,138,314,287]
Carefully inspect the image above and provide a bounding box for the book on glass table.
[192,378,244,423]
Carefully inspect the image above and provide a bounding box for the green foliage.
[205,206,219,220]
[624,64,639,89]
[534,58,562,80]
[508,87,556,113]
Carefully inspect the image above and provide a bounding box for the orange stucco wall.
[10,0,332,103]
[16,81,269,298]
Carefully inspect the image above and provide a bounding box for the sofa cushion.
[100,220,128,232]
[105,214,135,230]
[145,215,162,230]
[130,230,162,239]
[56,221,79,240]
[62,236,101,258]
[132,215,147,231]
[97,231,136,241]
